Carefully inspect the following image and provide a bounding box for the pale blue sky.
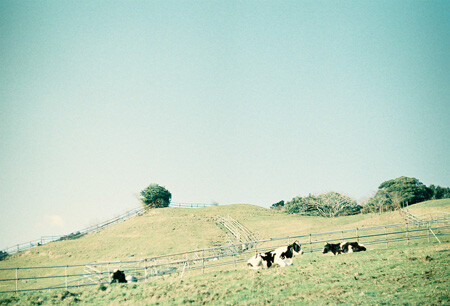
[1,1,449,248]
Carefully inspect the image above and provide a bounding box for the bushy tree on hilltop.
[285,192,361,217]
[377,176,432,206]
[140,184,172,209]
[0,251,8,261]
[429,184,450,200]
[270,200,285,210]
[362,176,450,213]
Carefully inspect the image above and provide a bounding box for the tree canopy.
[140,184,172,209]
[378,176,432,206]
[284,192,361,217]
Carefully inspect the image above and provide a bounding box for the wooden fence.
[0,217,448,294]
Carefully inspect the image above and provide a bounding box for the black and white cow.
[110,269,127,283]
[247,241,303,269]
[322,241,366,255]
[322,243,343,255]
[340,241,366,253]
[247,251,276,270]
[126,275,138,283]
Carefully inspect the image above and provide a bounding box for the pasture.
[0,241,448,305]
[1,200,448,269]
[0,199,448,304]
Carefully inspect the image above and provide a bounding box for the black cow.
[110,269,127,283]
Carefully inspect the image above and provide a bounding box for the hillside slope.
[1,200,448,270]
[1,240,448,305]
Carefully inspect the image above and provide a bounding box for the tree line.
[271,176,450,217]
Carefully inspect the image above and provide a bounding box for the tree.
[0,250,8,261]
[378,176,432,206]
[270,200,285,210]
[140,184,172,209]
[429,184,450,200]
[362,191,392,214]
[313,192,361,217]
[284,192,361,217]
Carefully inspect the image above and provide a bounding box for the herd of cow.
[110,241,366,282]
[247,241,366,270]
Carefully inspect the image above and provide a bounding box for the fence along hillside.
[0,217,448,294]
[1,203,218,258]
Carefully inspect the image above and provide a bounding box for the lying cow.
[247,251,276,270]
[323,241,366,255]
[341,241,366,253]
[247,241,303,269]
[126,275,138,283]
[110,269,127,283]
[110,269,138,283]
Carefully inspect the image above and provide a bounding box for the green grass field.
[0,199,449,304]
[1,241,448,305]
[2,200,448,269]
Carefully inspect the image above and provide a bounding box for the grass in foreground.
[1,241,448,305]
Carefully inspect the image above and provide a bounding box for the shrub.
[58,231,84,241]
[140,184,172,209]
[0,250,8,261]
[270,200,285,210]
[285,192,361,217]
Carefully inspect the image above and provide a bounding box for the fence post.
[406,223,409,246]
[309,234,312,255]
[385,226,388,248]
[65,266,68,289]
[356,228,359,243]
[17,244,19,253]
[202,250,205,274]
[107,263,111,283]
[15,268,19,293]
[144,259,148,282]
[427,222,430,243]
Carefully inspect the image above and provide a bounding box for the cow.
[110,269,127,283]
[322,243,343,255]
[272,241,304,267]
[247,241,303,269]
[322,242,366,255]
[126,275,138,283]
[247,251,276,270]
[340,241,366,253]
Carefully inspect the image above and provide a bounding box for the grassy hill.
[0,199,448,303]
[1,239,448,305]
[1,199,449,269]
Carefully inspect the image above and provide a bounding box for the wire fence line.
[0,218,448,294]
[1,203,218,258]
